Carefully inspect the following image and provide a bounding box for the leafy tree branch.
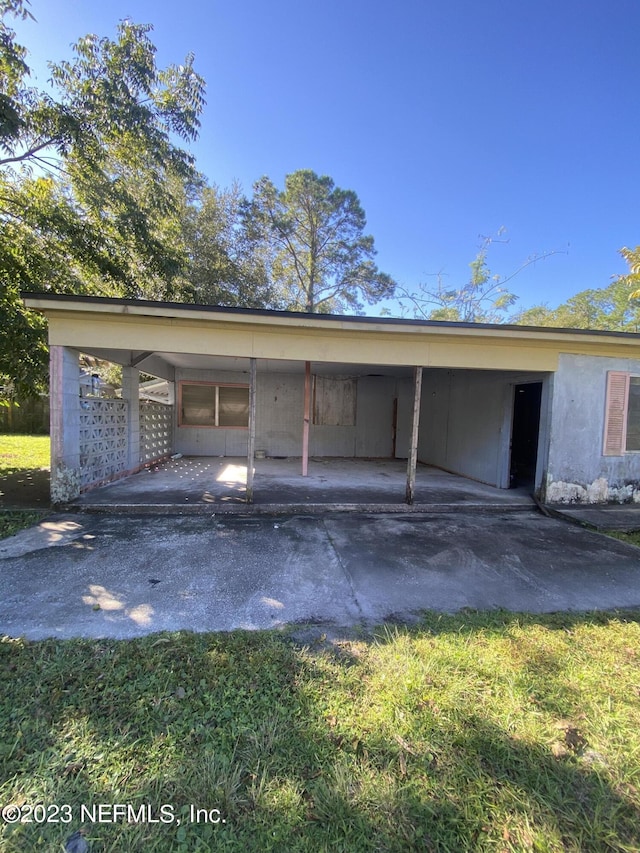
[395,230,565,323]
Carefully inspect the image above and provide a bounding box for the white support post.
[50,345,81,503]
[246,358,257,503]
[405,366,423,505]
[302,361,311,476]
[122,365,140,470]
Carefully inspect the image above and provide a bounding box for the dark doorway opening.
[510,382,542,489]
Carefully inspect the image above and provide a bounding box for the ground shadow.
[0,468,51,509]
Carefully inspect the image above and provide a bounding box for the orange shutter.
[603,371,630,456]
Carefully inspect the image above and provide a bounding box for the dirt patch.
[0,469,51,509]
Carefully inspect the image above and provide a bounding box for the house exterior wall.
[174,368,399,459]
[394,378,413,459]
[174,368,250,456]
[257,372,305,456]
[355,376,396,457]
[544,353,640,503]
[416,369,549,489]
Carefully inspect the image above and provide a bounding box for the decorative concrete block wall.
[79,399,128,487]
[139,402,173,464]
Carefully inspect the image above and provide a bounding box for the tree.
[395,230,560,323]
[184,182,279,309]
[513,282,640,331]
[513,247,640,332]
[617,246,640,299]
[0,1,205,398]
[243,169,396,313]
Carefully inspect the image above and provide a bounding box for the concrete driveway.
[1,510,639,639]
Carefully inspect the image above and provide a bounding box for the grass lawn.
[0,434,50,477]
[1,610,639,852]
[0,434,50,538]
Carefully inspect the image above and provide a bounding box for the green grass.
[0,511,46,540]
[1,610,640,852]
[0,434,50,477]
[607,530,640,548]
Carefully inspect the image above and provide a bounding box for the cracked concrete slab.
[0,510,639,640]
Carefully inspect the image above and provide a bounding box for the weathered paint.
[544,353,640,503]
[246,358,257,502]
[405,367,423,504]
[50,464,82,505]
[50,346,82,503]
[302,361,310,476]
[545,477,640,504]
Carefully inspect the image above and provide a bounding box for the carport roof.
[22,293,640,374]
[21,292,640,339]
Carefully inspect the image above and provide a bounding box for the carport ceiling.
[157,353,416,377]
[79,348,417,378]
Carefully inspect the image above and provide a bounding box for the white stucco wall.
[545,353,640,503]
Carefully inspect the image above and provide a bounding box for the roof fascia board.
[23,294,640,349]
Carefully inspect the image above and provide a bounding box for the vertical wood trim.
[302,361,311,476]
[246,358,257,502]
[603,371,629,456]
[405,366,423,504]
[391,397,398,458]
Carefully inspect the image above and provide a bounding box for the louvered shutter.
[603,371,629,456]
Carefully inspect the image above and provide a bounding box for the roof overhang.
[22,294,640,373]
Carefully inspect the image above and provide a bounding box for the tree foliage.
[244,170,396,313]
[184,182,278,309]
[514,247,640,332]
[618,246,640,300]
[395,231,561,323]
[0,1,206,397]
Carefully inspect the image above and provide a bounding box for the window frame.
[178,380,250,429]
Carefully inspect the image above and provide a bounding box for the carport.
[22,294,640,507]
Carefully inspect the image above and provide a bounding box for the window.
[179,382,249,428]
[603,371,640,455]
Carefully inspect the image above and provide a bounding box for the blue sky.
[12,0,640,315]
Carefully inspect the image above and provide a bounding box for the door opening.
[510,382,542,489]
